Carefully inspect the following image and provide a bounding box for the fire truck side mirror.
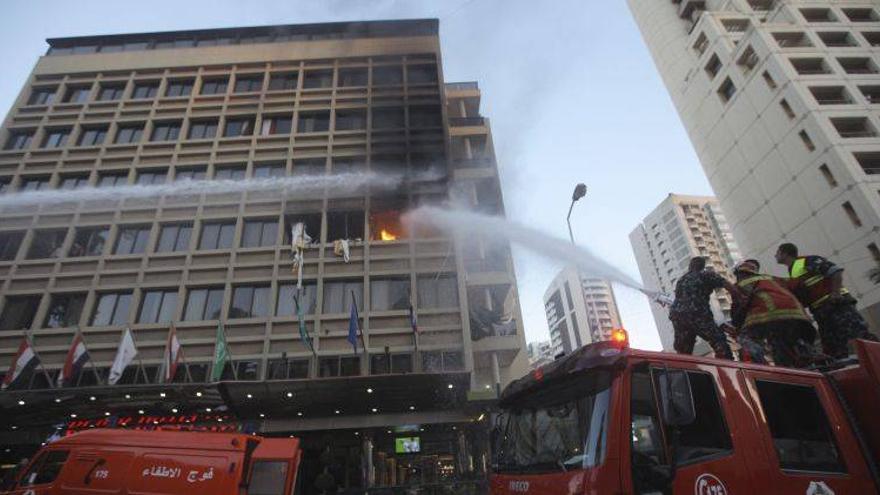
[658,370,696,427]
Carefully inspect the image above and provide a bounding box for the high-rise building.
[628,0,880,327]
[0,20,528,491]
[630,194,740,352]
[526,339,553,369]
[543,266,623,357]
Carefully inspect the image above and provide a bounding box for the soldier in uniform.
[775,243,877,359]
[669,256,736,359]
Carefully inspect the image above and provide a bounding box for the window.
[737,46,758,74]
[63,86,91,103]
[77,125,108,146]
[97,84,125,101]
[326,210,364,240]
[91,292,132,326]
[115,124,144,144]
[864,32,880,47]
[231,285,271,318]
[779,99,795,119]
[838,57,877,74]
[322,279,363,314]
[241,218,278,247]
[201,78,228,95]
[774,32,813,48]
[631,367,668,484]
[755,380,845,472]
[199,221,236,249]
[98,172,128,187]
[27,229,67,259]
[150,121,181,141]
[175,166,207,181]
[370,277,410,311]
[214,165,246,181]
[762,70,777,89]
[819,164,837,187]
[338,68,367,87]
[28,87,57,105]
[843,8,877,22]
[417,275,458,308]
[371,353,413,374]
[819,32,858,48]
[294,158,326,176]
[44,293,86,328]
[373,65,402,85]
[276,283,317,316]
[267,357,310,379]
[334,110,366,131]
[855,152,880,174]
[42,128,71,148]
[115,225,151,255]
[717,78,736,103]
[131,82,158,99]
[260,115,293,135]
[801,8,836,22]
[297,111,330,133]
[224,117,255,137]
[319,355,361,377]
[721,19,750,32]
[409,106,442,127]
[284,212,322,244]
[165,79,194,97]
[59,175,87,190]
[0,232,24,261]
[302,70,333,89]
[136,169,167,185]
[219,360,260,381]
[0,295,41,331]
[692,32,708,56]
[421,350,465,372]
[810,86,851,105]
[831,117,876,138]
[860,85,880,103]
[234,74,264,93]
[253,162,285,178]
[407,65,438,84]
[138,289,178,323]
[799,130,815,151]
[18,450,70,487]
[5,130,34,150]
[249,461,289,495]
[268,72,298,91]
[184,287,225,320]
[790,57,831,75]
[842,201,862,227]
[332,156,364,174]
[69,227,109,257]
[156,223,192,252]
[372,107,405,129]
[188,119,218,139]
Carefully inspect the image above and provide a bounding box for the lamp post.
[567,183,587,244]
[565,183,601,345]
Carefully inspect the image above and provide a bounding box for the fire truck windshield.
[493,382,611,474]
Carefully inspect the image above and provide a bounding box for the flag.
[58,332,89,387]
[348,294,360,355]
[2,337,38,390]
[210,322,230,382]
[163,326,183,383]
[108,329,138,385]
[294,290,315,355]
[408,304,419,334]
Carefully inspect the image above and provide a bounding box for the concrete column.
[362,433,374,488]
[491,352,501,396]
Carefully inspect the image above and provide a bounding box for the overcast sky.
[0,0,716,350]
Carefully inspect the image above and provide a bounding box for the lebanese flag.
[163,326,183,382]
[57,332,89,387]
[2,338,38,390]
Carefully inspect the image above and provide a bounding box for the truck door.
[8,448,70,495]
[628,363,753,494]
[743,370,878,494]
[57,450,133,494]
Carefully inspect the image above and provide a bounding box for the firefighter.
[775,243,877,359]
[731,259,816,368]
[669,256,736,359]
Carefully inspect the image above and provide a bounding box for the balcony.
[679,0,706,19]
[448,117,486,127]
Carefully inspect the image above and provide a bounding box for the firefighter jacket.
[734,275,811,329]
[788,256,847,310]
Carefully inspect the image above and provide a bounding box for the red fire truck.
[491,332,880,495]
[1,429,301,495]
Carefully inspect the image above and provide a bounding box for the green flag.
[210,322,229,382]
[295,290,316,356]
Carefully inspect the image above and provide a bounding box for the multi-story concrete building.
[526,339,553,370]
[630,194,740,352]
[628,0,880,328]
[0,20,527,491]
[543,266,623,357]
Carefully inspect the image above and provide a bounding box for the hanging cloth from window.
[291,222,312,289]
[333,239,351,262]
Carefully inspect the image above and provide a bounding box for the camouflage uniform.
[669,269,733,359]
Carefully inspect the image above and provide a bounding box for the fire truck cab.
[2,429,301,495]
[491,337,880,495]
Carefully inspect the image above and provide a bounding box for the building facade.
[542,266,623,357]
[526,339,553,370]
[0,20,527,492]
[628,0,880,327]
[630,194,740,352]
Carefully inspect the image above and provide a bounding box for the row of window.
[0,275,458,331]
[4,105,443,150]
[797,7,879,24]
[25,65,439,107]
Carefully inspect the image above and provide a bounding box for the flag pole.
[351,290,367,355]
[221,321,238,380]
[77,328,104,385]
[25,331,55,388]
[125,327,149,384]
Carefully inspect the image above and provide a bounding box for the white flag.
[108,329,138,385]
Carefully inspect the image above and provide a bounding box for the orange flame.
[380,229,397,241]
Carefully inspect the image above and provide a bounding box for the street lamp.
[566,183,587,244]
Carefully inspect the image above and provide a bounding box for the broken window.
[284,211,322,245]
[241,218,279,247]
[69,226,109,257]
[91,292,132,326]
[322,279,363,314]
[0,232,24,261]
[114,225,151,255]
[0,295,41,331]
[184,287,225,321]
[231,285,271,318]
[468,284,516,340]
[371,277,410,311]
[276,282,317,316]
[370,197,406,241]
[27,229,67,259]
[297,111,330,133]
[224,116,255,137]
[326,210,364,241]
[417,275,458,309]
[261,115,293,135]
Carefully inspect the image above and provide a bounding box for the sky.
[0,0,716,350]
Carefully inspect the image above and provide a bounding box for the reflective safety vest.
[789,256,848,309]
[737,275,811,328]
